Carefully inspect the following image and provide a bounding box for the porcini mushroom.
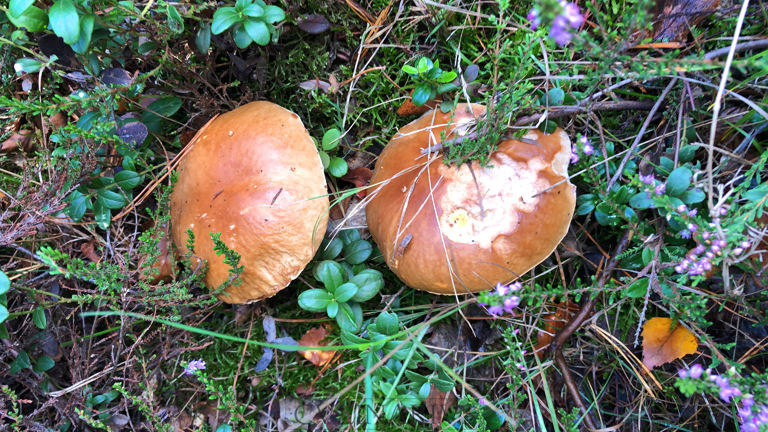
[170,102,329,304]
[365,104,576,294]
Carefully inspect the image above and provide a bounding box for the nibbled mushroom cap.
[170,102,329,304]
[366,104,576,295]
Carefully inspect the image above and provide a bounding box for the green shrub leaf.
[322,128,342,150]
[298,289,333,312]
[211,7,240,34]
[244,17,270,45]
[326,301,338,318]
[33,356,55,373]
[666,166,692,197]
[49,0,80,45]
[334,282,359,303]
[71,15,95,54]
[343,239,372,265]
[411,84,432,107]
[316,260,346,292]
[0,271,9,296]
[327,157,347,177]
[9,0,34,18]
[33,307,47,329]
[8,6,49,33]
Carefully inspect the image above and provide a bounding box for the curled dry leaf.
[340,167,373,199]
[298,326,336,367]
[0,131,33,154]
[396,94,440,117]
[532,301,578,358]
[641,317,698,370]
[81,240,101,263]
[298,79,332,93]
[424,384,456,429]
[297,14,331,34]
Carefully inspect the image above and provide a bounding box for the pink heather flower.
[694,245,706,254]
[712,217,721,225]
[654,183,666,195]
[689,364,703,378]
[479,397,487,405]
[740,241,751,249]
[516,362,526,370]
[639,173,655,185]
[687,223,698,232]
[509,281,522,291]
[711,245,720,253]
[720,207,728,215]
[579,135,588,145]
[701,232,711,240]
[733,248,744,255]
[504,296,520,312]
[562,3,584,28]
[495,282,509,296]
[185,359,206,375]
[688,209,698,217]
[583,143,594,155]
[739,405,753,420]
[512,328,520,336]
[550,15,572,46]
[488,305,504,316]
[678,369,689,379]
[705,251,715,259]
[675,265,684,273]
[570,150,579,164]
[680,230,692,239]
[527,8,541,30]
[677,204,688,213]
[714,240,726,248]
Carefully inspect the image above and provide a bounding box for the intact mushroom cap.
[170,102,329,304]
[366,104,576,295]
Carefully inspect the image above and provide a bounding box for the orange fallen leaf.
[340,167,373,198]
[81,240,101,263]
[424,384,455,429]
[298,327,336,367]
[641,317,698,370]
[397,90,441,117]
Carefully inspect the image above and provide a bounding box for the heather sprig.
[478,281,523,316]
[526,0,585,47]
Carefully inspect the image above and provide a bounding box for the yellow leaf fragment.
[641,317,698,370]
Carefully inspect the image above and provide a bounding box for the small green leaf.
[9,0,34,18]
[10,350,31,374]
[317,238,343,260]
[318,151,330,169]
[383,399,399,419]
[417,57,432,73]
[195,23,212,53]
[114,170,141,190]
[316,260,346,292]
[343,239,372,265]
[167,4,184,33]
[680,188,705,204]
[418,382,431,399]
[49,0,80,45]
[544,88,565,105]
[397,392,421,408]
[405,370,429,384]
[327,157,347,177]
[629,192,655,210]
[71,15,95,54]
[666,166,693,197]
[626,278,649,298]
[298,289,333,312]
[376,311,399,336]
[33,356,55,373]
[65,192,87,222]
[411,84,432,107]
[93,201,111,229]
[96,189,126,209]
[0,323,8,338]
[211,7,240,34]
[322,128,342,151]
[339,229,361,245]
[15,58,42,74]
[0,271,9,295]
[146,97,183,117]
[241,3,264,17]
[0,305,8,325]
[8,6,49,33]
[326,301,338,318]
[432,377,454,392]
[402,65,418,75]
[32,307,46,329]
[339,330,367,347]
[336,301,362,332]
[576,201,595,215]
[233,23,253,49]
[263,5,285,22]
[436,71,457,83]
[334,282,359,303]
[745,183,768,203]
[349,273,382,302]
[244,17,270,45]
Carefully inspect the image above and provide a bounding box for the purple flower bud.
[687,223,698,232]
[527,8,540,28]
[579,135,588,145]
[688,209,698,217]
[743,396,754,409]
[562,3,584,28]
[706,251,715,259]
[740,241,751,249]
[702,261,712,271]
[712,218,721,225]
[738,405,753,420]
[733,248,744,255]
[496,282,509,296]
[513,328,520,335]
[639,173,655,185]
[675,265,684,273]
[655,183,666,195]
[711,245,720,253]
[720,388,734,402]
[715,376,729,388]
[680,230,692,239]
[714,239,727,248]
[677,204,688,213]
[550,15,572,46]
[689,364,703,378]
[570,150,579,164]
[510,281,522,291]
[702,232,711,240]
[504,296,520,312]
[682,259,691,269]
[479,397,487,405]
[678,369,689,379]
[694,245,706,254]
[720,207,728,215]
[583,143,594,155]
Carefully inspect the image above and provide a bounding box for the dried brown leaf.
[340,167,373,198]
[424,385,455,429]
[81,240,101,263]
[298,327,336,367]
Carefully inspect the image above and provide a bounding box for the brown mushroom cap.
[170,102,329,304]
[365,104,576,294]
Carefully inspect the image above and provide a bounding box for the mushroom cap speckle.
[170,102,329,304]
[365,104,576,294]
